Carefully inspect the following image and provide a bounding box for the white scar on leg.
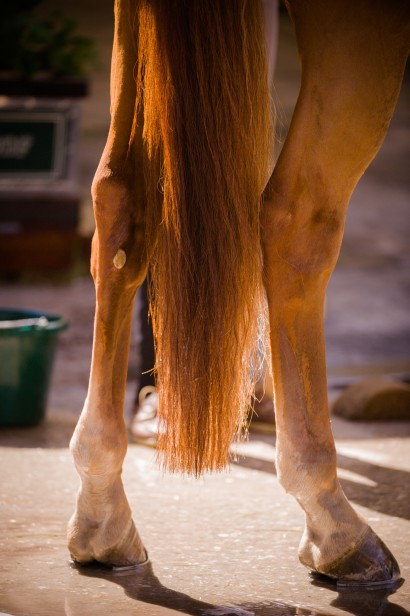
[113,249,126,269]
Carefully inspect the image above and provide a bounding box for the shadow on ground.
[234,451,410,521]
[70,561,408,616]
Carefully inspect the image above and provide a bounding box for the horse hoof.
[68,514,147,569]
[307,526,400,587]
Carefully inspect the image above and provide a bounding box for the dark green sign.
[0,111,66,179]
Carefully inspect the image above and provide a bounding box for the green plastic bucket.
[0,308,68,426]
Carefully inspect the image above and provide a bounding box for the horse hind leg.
[262,0,409,585]
[67,154,151,567]
[67,0,151,568]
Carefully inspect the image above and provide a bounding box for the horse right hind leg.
[262,0,408,585]
[67,155,150,567]
[68,0,151,568]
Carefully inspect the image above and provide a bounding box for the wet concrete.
[1,4,410,616]
[1,426,410,616]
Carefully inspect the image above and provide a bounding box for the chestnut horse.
[68,0,409,586]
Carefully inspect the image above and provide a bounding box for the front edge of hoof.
[303,527,400,588]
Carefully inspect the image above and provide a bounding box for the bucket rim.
[0,308,68,335]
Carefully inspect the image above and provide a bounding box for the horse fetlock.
[299,524,400,586]
[276,443,337,502]
[70,419,127,481]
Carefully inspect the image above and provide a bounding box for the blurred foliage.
[0,0,97,79]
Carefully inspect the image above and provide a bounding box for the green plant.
[0,0,97,79]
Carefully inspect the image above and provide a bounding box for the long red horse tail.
[136,0,274,475]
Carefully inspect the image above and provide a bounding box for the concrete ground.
[0,429,410,616]
[0,4,409,616]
